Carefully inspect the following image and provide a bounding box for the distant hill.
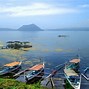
[47,27,89,31]
[18,24,43,31]
[0,28,16,31]
[0,25,89,31]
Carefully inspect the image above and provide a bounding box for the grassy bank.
[0,78,48,89]
[65,80,73,89]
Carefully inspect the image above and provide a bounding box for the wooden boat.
[0,61,22,76]
[25,62,44,82]
[15,62,44,83]
[64,59,81,89]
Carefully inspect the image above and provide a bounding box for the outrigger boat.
[25,62,44,82]
[0,61,22,76]
[64,58,81,89]
[16,62,44,83]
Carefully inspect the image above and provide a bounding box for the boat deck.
[29,64,44,71]
[64,68,78,76]
[4,62,20,67]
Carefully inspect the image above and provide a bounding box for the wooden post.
[50,77,55,88]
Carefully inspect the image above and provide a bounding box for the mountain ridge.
[0,28,16,31]
[0,24,43,31]
[47,27,89,31]
[17,24,43,31]
[0,24,89,31]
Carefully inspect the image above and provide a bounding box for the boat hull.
[0,63,22,77]
[16,63,44,83]
[64,72,81,89]
[26,69,44,83]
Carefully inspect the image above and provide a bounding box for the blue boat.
[0,61,22,76]
[16,62,44,83]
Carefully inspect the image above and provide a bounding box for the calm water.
[0,31,89,69]
[0,31,89,88]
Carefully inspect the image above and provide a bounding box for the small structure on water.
[58,35,67,37]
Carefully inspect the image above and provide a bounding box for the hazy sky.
[0,0,89,29]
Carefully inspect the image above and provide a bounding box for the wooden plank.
[64,69,78,76]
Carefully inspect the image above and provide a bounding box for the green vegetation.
[65,80,73,89]
[6,41,32,49]
[0,78,48,89]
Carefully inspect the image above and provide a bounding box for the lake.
[0,31,89,69]
[0,31,89,88]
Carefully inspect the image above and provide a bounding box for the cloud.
[0,3,78,16]
[79,4,89,8]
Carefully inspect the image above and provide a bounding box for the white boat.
[64,59,81,89]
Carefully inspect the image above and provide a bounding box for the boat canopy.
[29,64,44,71]
[70,59,80,63]
[4,62,20,67]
